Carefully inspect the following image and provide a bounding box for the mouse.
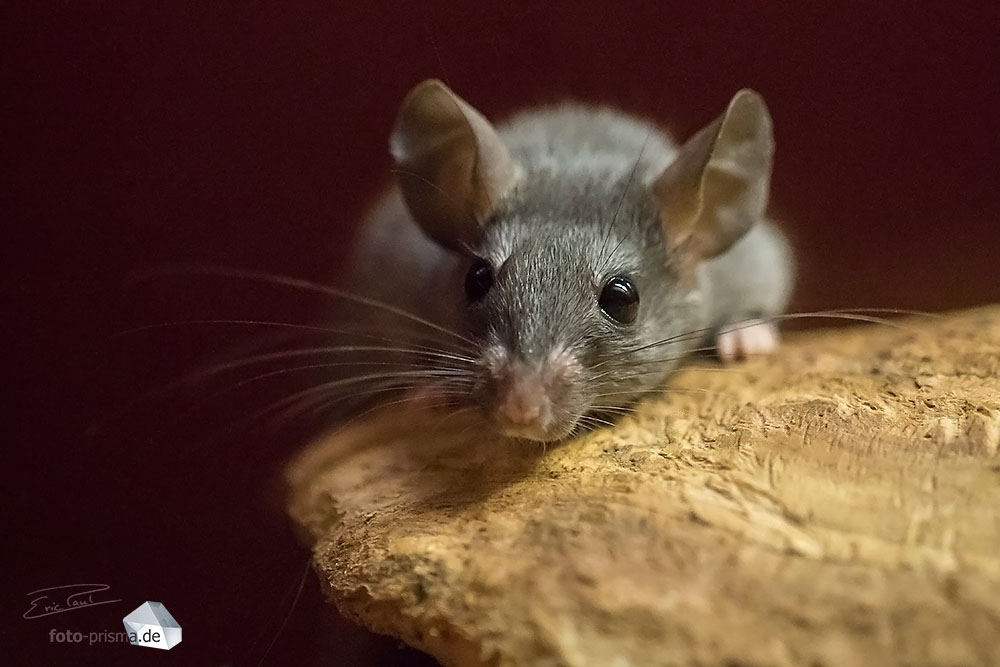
[334,79,794,442]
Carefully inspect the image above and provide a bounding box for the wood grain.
[287,307,1000,666]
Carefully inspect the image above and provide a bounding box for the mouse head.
[391,80,773,441]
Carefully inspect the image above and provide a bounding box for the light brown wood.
[287,306,1000,667]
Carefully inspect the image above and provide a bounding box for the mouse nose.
[498,378,547,427]
[484,344,583,440]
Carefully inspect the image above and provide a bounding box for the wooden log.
[286,306,1000,666]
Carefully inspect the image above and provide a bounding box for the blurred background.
[5,2,998,664]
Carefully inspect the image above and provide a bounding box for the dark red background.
[5,2,998,665]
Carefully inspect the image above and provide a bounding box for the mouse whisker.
[576,414,618,430]
[589,375,739,396]
[267,387,406,432]
[184,344,476,385]
[115,344,475,416]
[598,130,652,264]
[674,364,751,374]
[592,386,735,400]
[94,343,476,435]
[587,405,635,415]
[588,345,719,376]
[590,358,746,384]
[114,318,478,356]
[587,350,707,382]
[307,387,474,427]
[607,308,938,364]
[260,375,476,430]
[427,405,480,434]
[131,264,479,347]
[208,360,475,400]
[114,319,393,343]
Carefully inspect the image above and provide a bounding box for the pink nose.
[498,379,547,427]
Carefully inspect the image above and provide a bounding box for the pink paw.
[715,319,780,363]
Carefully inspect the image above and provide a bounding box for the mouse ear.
[390,79,522,252]
[653,89,773,262]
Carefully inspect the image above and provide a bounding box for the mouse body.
[337,80,794,442]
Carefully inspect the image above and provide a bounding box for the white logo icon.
[122,601,182,650]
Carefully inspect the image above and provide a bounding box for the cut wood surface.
[286,306,1000,666]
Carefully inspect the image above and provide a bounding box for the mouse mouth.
[495,416,580,443]
[492,398,572,442]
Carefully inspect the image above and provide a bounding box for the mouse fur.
[337,81,794,442]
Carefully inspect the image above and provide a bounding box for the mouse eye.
[465,258,494,301]
[599,276,639,324]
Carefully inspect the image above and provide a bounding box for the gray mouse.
[336,79,794,442]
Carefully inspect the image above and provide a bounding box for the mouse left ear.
[390,79,522,252]
[653,89,774,262]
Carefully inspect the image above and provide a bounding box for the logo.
[122,601,182,650]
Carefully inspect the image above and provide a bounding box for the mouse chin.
[496,417,579,443]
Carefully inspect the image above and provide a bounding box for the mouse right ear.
[390,80,522,252]
[653,89,774,263]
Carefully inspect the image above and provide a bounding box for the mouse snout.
[498,376,545,425]
[484,345,583,441]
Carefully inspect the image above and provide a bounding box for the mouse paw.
[716,319,780,363]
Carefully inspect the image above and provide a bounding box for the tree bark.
[286,306,1000,666]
